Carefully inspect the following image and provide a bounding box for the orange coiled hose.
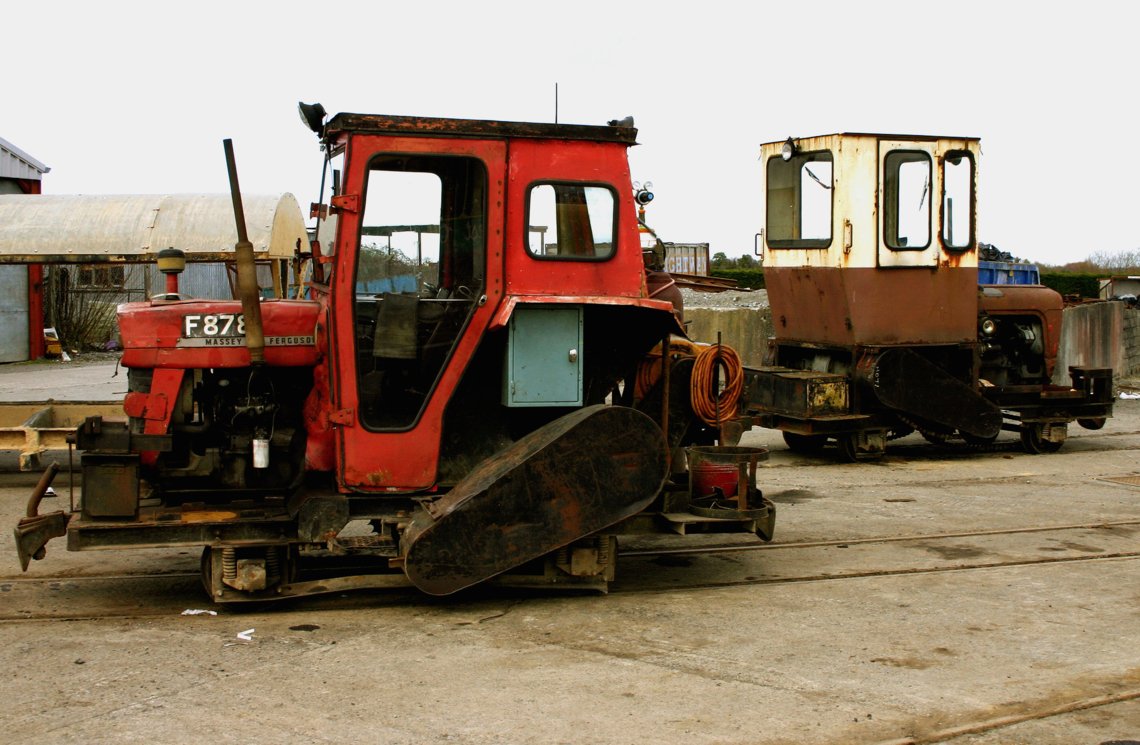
[690,343,743,426]
[634,336,700,399]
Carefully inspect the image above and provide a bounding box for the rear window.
[526,183,616,260]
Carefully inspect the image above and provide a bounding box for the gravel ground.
[681,287,769,309]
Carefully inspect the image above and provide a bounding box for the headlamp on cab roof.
[781,137,796,161]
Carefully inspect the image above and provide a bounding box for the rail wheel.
[783,431,827,454]
[1020,422,1065,454]
[1077,417,1106,430]
[836,434,864,463]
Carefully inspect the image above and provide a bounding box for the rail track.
[3,420,1137,621]
[3,520,1136,623]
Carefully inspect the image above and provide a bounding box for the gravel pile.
[681,287,769,310]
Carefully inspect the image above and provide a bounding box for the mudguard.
[402,405,667,595]
[866,347,1002,439]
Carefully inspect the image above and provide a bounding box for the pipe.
[223,139,266,365]
[27,462,60,518]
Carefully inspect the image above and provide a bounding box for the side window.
[884,151,931,250]
[359,171,442,294]
[766,152,833,248]
[316,152,344,258]
[941,152,974,250]
[526,183,615,259]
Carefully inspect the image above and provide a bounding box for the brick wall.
[1124,308,1140,376]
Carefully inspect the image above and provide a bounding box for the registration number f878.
[183,313,246,338]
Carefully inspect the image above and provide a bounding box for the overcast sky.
[4,1,1135,266]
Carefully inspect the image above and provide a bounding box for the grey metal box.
[504,306,583,407]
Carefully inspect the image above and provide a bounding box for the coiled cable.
[690,344,743,426]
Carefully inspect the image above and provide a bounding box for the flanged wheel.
[837,434,860,462]
[1020,423,1065,454]
[1077,417,1106,430]
[783,431,827,454]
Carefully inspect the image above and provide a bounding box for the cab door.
[877,139,939,268]
[331,136,507,490]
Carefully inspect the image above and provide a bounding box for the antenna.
[555,82,559,123]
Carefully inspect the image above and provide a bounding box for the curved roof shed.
[0,193,307,264]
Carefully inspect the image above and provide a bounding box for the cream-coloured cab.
[759,133,981,270]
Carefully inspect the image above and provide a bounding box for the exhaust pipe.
[223,139,266,365]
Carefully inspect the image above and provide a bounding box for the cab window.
[884,150,931,250]
[941,151,974,250]
[766,151,833,248]
[526,183,616,260]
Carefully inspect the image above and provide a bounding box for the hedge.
[709,269,765,290]
[1040,273,1100,299]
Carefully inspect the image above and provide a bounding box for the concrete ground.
[0,356,126,403]
[0,359,1137,743]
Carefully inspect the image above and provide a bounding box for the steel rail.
[611,552,1140,595]
[619,519,1140,558]
[873,688,1140,745]
[3,521,1137,621]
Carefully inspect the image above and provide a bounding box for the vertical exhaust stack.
[223,139,266,365]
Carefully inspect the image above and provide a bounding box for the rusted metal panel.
[401,405,667,595]
[765,266,978,346]
[743,367,849,418]
[81,453,140,518]
[326,113,638,145]
[856,348,1002,438]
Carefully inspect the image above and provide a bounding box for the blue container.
[978,260,1040,286]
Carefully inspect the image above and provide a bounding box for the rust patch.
[181,511,239,523]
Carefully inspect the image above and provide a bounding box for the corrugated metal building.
[0,136,51,362]
[0,192,308,351]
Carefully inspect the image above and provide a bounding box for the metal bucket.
[686,445,768,510]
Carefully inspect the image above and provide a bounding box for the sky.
[4,1,1136,267]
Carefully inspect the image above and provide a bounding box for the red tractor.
[748,133,1113,460]
[16,107,773,601]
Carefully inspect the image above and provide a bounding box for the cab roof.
[762,132,980,147]
[325,113,639,145]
